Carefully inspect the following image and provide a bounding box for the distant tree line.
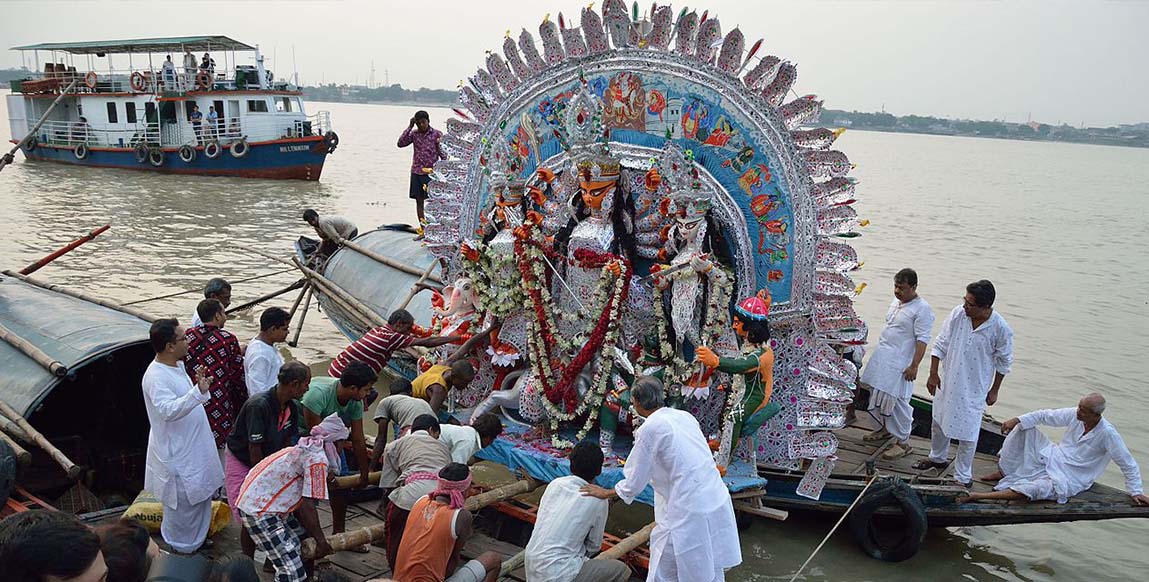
[303,83,455,106]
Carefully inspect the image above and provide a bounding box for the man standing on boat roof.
[961,392,1149,506]
[397,110,446,237]
[141,318,224,554]
[917,280,1014,486]
[861,268,935,461]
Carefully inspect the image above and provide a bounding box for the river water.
[2,92,1147,580]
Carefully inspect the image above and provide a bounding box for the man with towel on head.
[377,414,453,569]
[235,413,347,582]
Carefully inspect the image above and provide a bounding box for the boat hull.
[18,137,328,180]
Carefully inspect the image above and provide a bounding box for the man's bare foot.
[979,470,1004,482]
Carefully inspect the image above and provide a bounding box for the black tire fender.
[848,478,927,562]
[134,144,149,163]
[324,130,340,153]
[148,148,165,167]
[230,139,249,158]
[178,144,196,163]
[25,137,38,152]
[74,143,89,160]
[203,141,221,159]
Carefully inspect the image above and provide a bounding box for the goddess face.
[580,180,616,212]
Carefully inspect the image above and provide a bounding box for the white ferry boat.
[5,36,338,180]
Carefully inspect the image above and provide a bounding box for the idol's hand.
[695,346,720,369]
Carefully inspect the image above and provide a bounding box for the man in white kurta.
[581,377,741,582]
[142,318,225,553]
[861,268,935,460]
[922,280,1013,485]
[961,393,1149,506]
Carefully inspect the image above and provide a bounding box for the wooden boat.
[758,390,1149,528]
[6,36,337,180]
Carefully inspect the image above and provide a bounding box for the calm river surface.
[2,92,1147,581]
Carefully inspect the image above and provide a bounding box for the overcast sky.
[2,0,1146,126]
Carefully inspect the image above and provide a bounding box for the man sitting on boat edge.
[959,393,1149,506]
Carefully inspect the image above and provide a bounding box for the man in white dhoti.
[581,377,741,582]
[960,393,1149,506]
[142,318,225,554]
[861,268,935,460]
[917,280,1013,486]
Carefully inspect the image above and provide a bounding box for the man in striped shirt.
[328,309,461,379]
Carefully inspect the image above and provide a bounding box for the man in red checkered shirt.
[328,309,461,379]
[185,298,247,448]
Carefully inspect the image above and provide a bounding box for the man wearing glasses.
[915,280,1014,486]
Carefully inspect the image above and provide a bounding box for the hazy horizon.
[1,0,1146,127]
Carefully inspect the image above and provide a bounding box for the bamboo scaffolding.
[0,399,83,479]
[288,285,314,348]
[0,430,31,466]
[596,522,655,561]
[225,278,306,314]
[0,321,68,377]
[2,270,158,323]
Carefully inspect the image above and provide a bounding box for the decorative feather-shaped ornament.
[559,13,589,58]
[739,38,763,74]
[582,6,609,54]
[780,95,823,130]
[695,17,722,64]
[674,10,698,56]
[540,15,565,65]
[503,34,531,79]
[744,55,781,90]
[790,128,843,150]
[647,5,673,50]
[763,62,797,107]
[803,150,852,178]
[518,29,546,73]
[485,51,518,93]
[717,28,745,73]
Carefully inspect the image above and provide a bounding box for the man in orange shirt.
[393,463,502,582]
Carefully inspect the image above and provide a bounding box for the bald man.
[960,393,1149,506]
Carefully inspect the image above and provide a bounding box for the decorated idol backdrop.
[422,1,866,488]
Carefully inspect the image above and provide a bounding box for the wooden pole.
[499,550,526,579]
[463,479,537,512]
[335,236,443,284]
[1,79,79,173]
[0,399,83,479]
[332,470,382,489]
[397,260,440,311]
[20,224,111,275]
[288,285,313,348]
[0,322,68,377]
[0,430,31,466]
[286,281,310,318]
[3,270,158,323]
[596,522,655,561]
[301,479,540,560]
[226,278,306,314]
[301,523,386,559]
[0,416,31,443]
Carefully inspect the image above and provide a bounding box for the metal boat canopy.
[11,36,256,55]
[0,273,152,417]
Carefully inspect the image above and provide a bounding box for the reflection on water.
[3,93,1147,580]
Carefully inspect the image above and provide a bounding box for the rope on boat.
[787,473,880,582]
[122,268,296,305]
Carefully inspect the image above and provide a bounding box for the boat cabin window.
[126,102,138,124]
[276,97,294,113]
[247,99,269,113]
[106,102,118,124]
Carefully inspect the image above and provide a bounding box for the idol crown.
[658,142,713,221]
[562,80,621,182]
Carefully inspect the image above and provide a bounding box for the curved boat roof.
[0,273,151,417]
[314,227,438,342]
[12,36,255,55]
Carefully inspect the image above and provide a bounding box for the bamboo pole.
[463,479,537,512]
[301,523,386,559]
[287,285,313,348]
[0,430,31,466]
[0,416,31,443]
[301,479,540,560]
[335,236,443,284]
[20,224,111,275]
[2,270,158,323]
[226,278,306,314]
[0,399,83,479]
[1,79,79,173]
[596,522,656,561]
[499,550,526,579]
[286,281,310,318]
[397,260,439,312]
[332,470,382,489]
[0,322,68,377]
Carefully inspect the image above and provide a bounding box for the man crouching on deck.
[959,393,1149,506]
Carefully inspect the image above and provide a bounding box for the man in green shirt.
[300,360,376,550]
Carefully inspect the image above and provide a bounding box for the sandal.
[912,458,948,471]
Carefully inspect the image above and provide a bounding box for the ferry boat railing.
[15,66,296,95]
[32,119,161,148]
[31,114,330,149]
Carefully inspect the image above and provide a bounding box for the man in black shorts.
[397,110,445,238]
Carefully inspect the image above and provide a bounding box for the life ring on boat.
[848,478,928,562]
[229,139,250,158]
[0,438,16,509]
[73,143,89,160]
[178,144,197,163]
[203,140,222,159]
[130,71,147,92]
[324,131,340,153]
[134,143,149,163]
[84,71,98,90]
[195,72,211,91]
[147,148,165,167]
